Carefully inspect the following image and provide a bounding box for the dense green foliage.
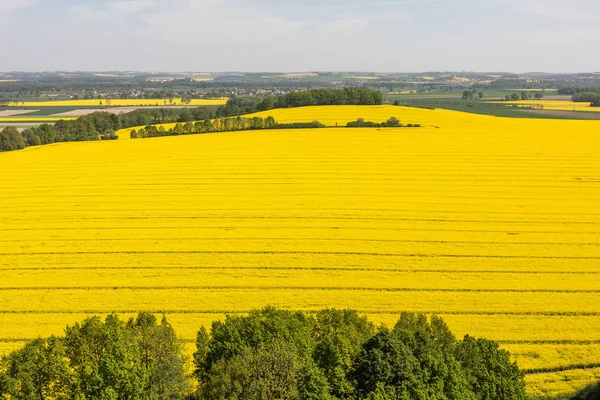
[347,118,421,128]
[558,87,600,96]
[192,307,527,400]
[572,92,600,103]
[0,89,382,152]
[0,127,26,151]
[130,117,325,139]
[0,313,187,399]
[0,308,534,399]
[569,381,600,400]
[456,336,526,400]
[0,107,218,152]
[215,88,384,117]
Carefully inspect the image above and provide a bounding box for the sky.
[1,0,599,73]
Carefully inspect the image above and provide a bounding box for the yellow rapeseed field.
[490,100,600,112]
[2,105,600,397]
[6,98,227,107]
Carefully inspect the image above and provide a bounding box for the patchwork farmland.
[1,106,600,398]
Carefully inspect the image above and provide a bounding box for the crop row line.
[2,216,598,224]
[497,340,600,345]
[2,227,599,235]
[4,207,600,216]
[2,238,599,246]
[2,286,600,293]
[523,363,600,375]
[4,193,600,201]
[2,251,599,259]
[1,207,599,216]
[2,310,600,316]
[2,266,600,275]
[3,182,598,189]
[2,178,599,186]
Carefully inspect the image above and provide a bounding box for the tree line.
[347,117,421,128]
[214,88,384,117]
[130,115,423,139]
[503,92,544,101]
[0,106,216,152]
[572,91,600,106]
[131,117,326,138]
[0,115,120,152]
[1,89,384,152]
[0,308,527,400]
[558,87,600,95]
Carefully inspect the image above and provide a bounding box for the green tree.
[173,123,184,135]
[383,117,401,127]
[0,127,26,151]
[353,329,423,399]
[573,92,600,102]
[354,313,474,400]
[21,128,41,146]
[195,307,316,377]
[201,341,303,400]
[183,122,194,134]
[37,124,56,144]
[264,116,277,129]
[0,337,76,399]
[127,313,188,398]
[257,97,275,111]
[456,335,526,400]
[64,315,147,399]
[313,309,374,398]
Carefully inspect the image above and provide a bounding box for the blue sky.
[1,0,599,72]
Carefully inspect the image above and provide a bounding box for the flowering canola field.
[489,100,600,112]
[2,105,600,398]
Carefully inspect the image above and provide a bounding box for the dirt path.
[0,109,39,117]
[51,106,206,117]
[526,109,600,120]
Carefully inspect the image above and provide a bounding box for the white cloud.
[0,0,38,13]
[487,0,600,22]
[2,0,599,72]
[67,0,160,24]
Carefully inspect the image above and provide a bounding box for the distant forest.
[0,308,527,400]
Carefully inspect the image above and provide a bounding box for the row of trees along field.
[347,117,420,128]
[0,88,385,152]
[131,117,327,138]
[214,88,384,117]
[0,107,215,151]
[557,86,600,95]
[0,308,527,400]
[131,115,421,139]
[462,90,544,101]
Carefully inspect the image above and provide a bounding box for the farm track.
[1,106,600,397]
